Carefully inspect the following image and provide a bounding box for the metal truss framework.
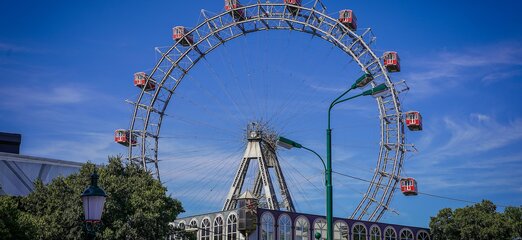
[223,126,295,212]
[126,0,411,222]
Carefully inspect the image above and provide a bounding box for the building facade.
[172,208,430,240]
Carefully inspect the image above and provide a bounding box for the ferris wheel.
[115,0,423,222]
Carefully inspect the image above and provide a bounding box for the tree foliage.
[1,156,183,240]
[505,206,522,238]
[171,227,197,240]
[0,196,36,240]
[430,200,522,240]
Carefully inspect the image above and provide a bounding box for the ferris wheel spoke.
[200,57,249,121]
[216,44,259,117]
[238,35,265,120]
[164,114,237,136]
[278,156,316,211]
[182,73,244,125]
[162,144,244,182]
[124,1,412,221]
[170,147,243,209]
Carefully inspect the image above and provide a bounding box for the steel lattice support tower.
[223,123,295,212]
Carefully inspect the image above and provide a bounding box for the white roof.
[0,152,82,196]
[238,190,256,199]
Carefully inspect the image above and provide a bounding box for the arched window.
[261,212,275,240]
[334,221,349,240]
[352,224,367,240]
[189,219,199,239]
[278,214,292,240]
[178,221,186,230]
[313,218,327,240]
[227,214,238,240]
[295,216,310,240]
[416,231,430,240]
[370,225,381,240]
[213,216,224,240]
[399,229,413,240]
[201,218,211,240]
[384,227,397,240]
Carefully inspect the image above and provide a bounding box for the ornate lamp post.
[81,169,107,240]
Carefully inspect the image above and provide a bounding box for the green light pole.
[327,74,383,141]
[327,78,387,240]
[279,73,389,240]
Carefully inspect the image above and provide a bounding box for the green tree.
[505,206,522,239]
[171,227,197,240]
[429,207,459,240]
[20,156,184,240]
[0,196,36,240]
[453,200,509,239]
[430,200,521,240]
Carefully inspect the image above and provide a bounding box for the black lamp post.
[81,169,107,240]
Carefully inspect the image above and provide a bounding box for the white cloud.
[482,69,522,84]
[406,113,522,197]
[405,42,522,98]
[24,132,116,164]
[426,42,522,68]
[470,113,491,123]
[413,114,522,164]
[307,84,347,93]
[0,85,90,109]
[439,115,522,155]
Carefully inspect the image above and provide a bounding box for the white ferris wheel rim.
[126,1,408,222]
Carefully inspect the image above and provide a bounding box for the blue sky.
[1,0,522,227]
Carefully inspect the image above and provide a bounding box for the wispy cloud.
[469,113,491,123]
[24,132,117,164]
[412,113,522,166]
[405,42,522,97]
[407,113,522,196]
[481,69,522,84]
[307,84,347,93]
[442,42,522,66]
[437,115,522,156]
[0,85,90,109]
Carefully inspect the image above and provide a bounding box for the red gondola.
[400,177,418,196]
[284,0,301,15]
[133,72,155,91]
[405,111,423,131]
[284,0,301,6]
[225,0,246,21]
[172,26,194,46]
[114,129,137,146]
[383,51,401,72]
[339,10,357,31]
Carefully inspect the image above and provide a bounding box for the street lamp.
[277,136,326,171]
[81,168,107,240]
[325,75,388,240]
[279,74,388,240]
